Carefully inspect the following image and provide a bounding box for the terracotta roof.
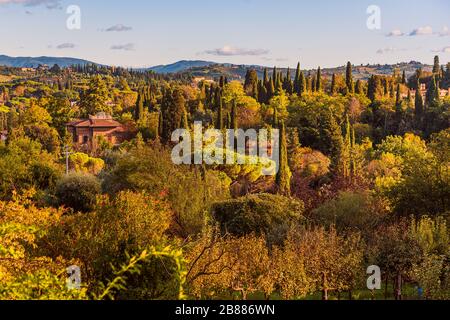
[67,118,122,128]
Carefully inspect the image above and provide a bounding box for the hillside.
[0,55,95,68]
[146,60,216,73]
[182,61,434,81]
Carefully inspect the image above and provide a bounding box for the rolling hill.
[0,55,95,68]
[146,60,216,73]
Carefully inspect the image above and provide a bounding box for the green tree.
[276,121,292,196]
[316,67,322,92]
[345,62,354,94]
[79,76,111,116]
[55,173,101,213]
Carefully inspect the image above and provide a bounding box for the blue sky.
[0,0,449,68]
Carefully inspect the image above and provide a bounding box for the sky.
[0,0,449,69]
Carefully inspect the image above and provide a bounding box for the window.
[83,135,89,144]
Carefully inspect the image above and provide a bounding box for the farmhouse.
[66,112,127,150]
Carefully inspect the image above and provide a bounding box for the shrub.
[55,173,101,213]
[211,193,304,245]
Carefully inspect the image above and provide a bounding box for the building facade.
[66,113,127,150]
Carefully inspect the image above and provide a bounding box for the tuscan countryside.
[0,0,448,313]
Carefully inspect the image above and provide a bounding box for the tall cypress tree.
[267,77,275,100]
[433,55,440,75]
[231,99,238,131]
[272,66,277,86]
[181,109,189,130]
[355,79,363,95]
[395,84,402,106]
[226,112,231,129]
[316,67,322,92]
[345,61,354,94]
[158,110,163,138]
[330,73,336,95]
[311,76,316,93]
[402,70,406,84]
[414,78,424,121]
[272,107,279,128]
[294,62,301,94]
[426,75,439,105]
[135,91,144,121]
[276,121,291,196]
[216,98,223,130]
[299,71,306,97]
[284,67,293,94]
[263,68,269,85]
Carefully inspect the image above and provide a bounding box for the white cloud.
[376,47,397,54]
[439,26,450,37]
[104,24,133,32]
[202,45,269,56]
[111,43,135,51]
[386,29,404,37]
[432,46,450,53]
[0,0,61,9]
[409,26,433,36]
[56,43,75,49]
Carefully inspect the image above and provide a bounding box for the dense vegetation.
[0,56,449,300]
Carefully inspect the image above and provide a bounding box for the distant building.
[66,113,127,150]
[409,85,450,100]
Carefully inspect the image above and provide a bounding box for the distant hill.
[0,55,434,82]
[181,61,434,81]
[0,55,96,68]
[146,60,216,73]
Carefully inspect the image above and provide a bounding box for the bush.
[55,173,100,213]
[40,191,175,299]
[211,193,304,245]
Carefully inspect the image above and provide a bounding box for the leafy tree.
[55,173,101,213]
[79,76,111,116]
[211,193,303,246]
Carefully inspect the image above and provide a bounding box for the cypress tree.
[219,76,225,88]
[316,67,322,92]
[272,66,277,85]
[158,110,163,138]
[226,112,231,129]
[284,67,293,94]
[266,77,275,100]
[331,73,336,95]
[311,76,316,93]
[355,79,363,94]
[263,68,269,84]
[273,107,278,128]
[231,100,238,131]
[299,71,306,96]
[276,121,291,196]
[275,75,283,95]
[216,98,223,130]
[433,55,440,75]
[345,61,354,94]
[182,109,189,130]
[294,62,301,94]
[426,75,439,105]
[135,91,144,121]
[414,78,424,120]
[395,84,402,106]
[402,70,406,84]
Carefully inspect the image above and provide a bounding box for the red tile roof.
[67,118,122,128]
